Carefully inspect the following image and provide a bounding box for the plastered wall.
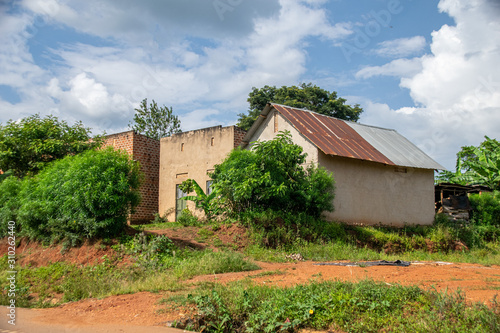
[159,125,243,221]
[319,151,435,226]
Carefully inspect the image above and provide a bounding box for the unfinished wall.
[319,151,435,226]
[159,126,243,221]
[103,131,160,224]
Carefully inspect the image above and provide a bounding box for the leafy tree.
[0,114,102,178]
[237,83,363,130]
[179,178,219,220]
[210,131,335,217]
[437,136,500,190]
[129,98,181,140]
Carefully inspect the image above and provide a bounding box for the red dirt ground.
[2,226,500,331]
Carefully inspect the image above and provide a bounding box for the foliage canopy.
[129,98,181,140]
[237,83,363,131]
[210,131,335,217]
[0,114,101,177]
[437,136,500,190]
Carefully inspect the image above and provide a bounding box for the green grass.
[0,236,259,308]
[244,240,500,266]
[169,279,500,333]
[132,221,183,230]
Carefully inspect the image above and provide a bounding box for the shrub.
[115,232,177,269]
[240,210,346,248]
[177,208,201,227]
[17,147,141,244]
[470,191,500,226]
[210,131,335,217]
[0,176,22,237]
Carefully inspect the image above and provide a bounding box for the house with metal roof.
[241,103,445,226]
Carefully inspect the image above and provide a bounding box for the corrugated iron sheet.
[273,104,444,170]
[346,122,445,170]
[274,104,394,165]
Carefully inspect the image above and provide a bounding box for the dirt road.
[1,260,499,332]
[1,303,193,333]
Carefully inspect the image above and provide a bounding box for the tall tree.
[437,136,500,190]
[129,98,181,140]
[237,83,363,131]
[0,114,101,178]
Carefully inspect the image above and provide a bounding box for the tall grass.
[239,210,500,265]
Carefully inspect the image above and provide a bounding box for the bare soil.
[2,226,500,331]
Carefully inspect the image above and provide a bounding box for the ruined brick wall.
[102,131,160,224]
[233,126,247,148]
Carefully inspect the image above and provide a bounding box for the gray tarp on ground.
[314,260,410,267]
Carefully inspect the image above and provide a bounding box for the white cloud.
[358,0,500,170]
[1,0,354,133]
[179,109,222,131]
[21,0,282,44]
[356,58,423,79]
[374,36,426,58]
[0,10,46,90]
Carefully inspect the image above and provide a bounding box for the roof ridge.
[270,103,396,132]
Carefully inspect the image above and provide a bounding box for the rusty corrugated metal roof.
[273,104,395,165]
[272,104,444,169]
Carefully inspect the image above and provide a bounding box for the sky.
[1,0,499,171]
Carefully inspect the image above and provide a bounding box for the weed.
[171,279,500,333]
[177,209,201,227]
[113,232,176,269]
[173,251,259,280]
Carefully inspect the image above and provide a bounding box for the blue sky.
[1,0,499,170]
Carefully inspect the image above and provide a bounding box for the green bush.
[0,176,22,237]
[115,232,177,269]
[177,208,201,227]
[210,131,335,217]
[470,191,500,226]
[17,147,141,244]
[240,210,346,248]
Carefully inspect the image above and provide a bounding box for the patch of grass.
[297,242,383,262]
[134,222,183,230]
[173,251,260,280]
[248,270,285,278]
[244,244,288,262]
[195,228,215,243]
[170,279,500,333]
